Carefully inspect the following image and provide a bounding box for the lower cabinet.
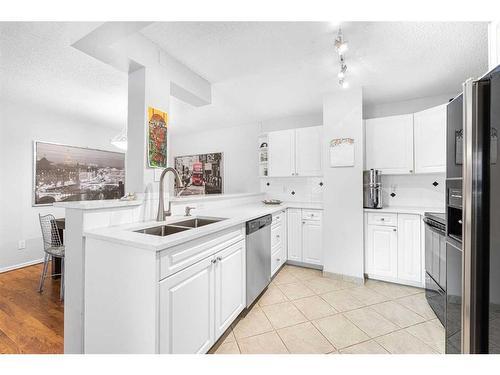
[287,208,323,267]
[365,224,398,279]
[271,210,287,276]
[364,212,423,287]
[159,239,245,354]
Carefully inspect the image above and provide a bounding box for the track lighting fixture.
[335,27,349,88]
[334,28,348,54]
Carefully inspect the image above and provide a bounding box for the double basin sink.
[134,217,226,237]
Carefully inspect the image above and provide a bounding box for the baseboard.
[322,270,365,285]
[285,260,323,270]
[0,258,44,274]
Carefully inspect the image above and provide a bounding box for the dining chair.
[38,213,65,301]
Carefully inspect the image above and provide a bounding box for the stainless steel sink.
[170,217,226,228]
[134,225,190,237]
[133,217,226,237]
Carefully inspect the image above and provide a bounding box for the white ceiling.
[1,22,489,135]
[0,22,128,130]
[141,22,488,133]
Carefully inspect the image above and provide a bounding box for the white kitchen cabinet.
[159,236,246,354]
[365,224,398,278]
[268,129,295,177]
[295,126,322,176]
[268,126,322,177]
[214,240,246,339]
[413,104,446,174]
[271,210,287,276]
[365,114,414,174]
[159,256,215,354]
[286,208,323,267]
[302,219,323,265]
[287,208,303,262]
[397,214,422,283]
[364,212,424,287]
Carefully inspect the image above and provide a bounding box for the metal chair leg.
[60,257,65,301]
[38,254,49,293]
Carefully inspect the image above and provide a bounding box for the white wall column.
[126,66,171,218]
[322,88,364,282]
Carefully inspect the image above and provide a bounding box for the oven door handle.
[423,218,446,236]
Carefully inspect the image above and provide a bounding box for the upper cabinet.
[365,114,414,174]
[295,126,323,176]
[413,104,446,174]
[365,104,447,175]
[268,126,322,177]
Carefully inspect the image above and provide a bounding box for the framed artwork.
[147,106,168,168]
[329,138,355,167]
[174,153,224,196]
[33,141,125,206]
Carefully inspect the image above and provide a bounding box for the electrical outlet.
[18,240,26,250]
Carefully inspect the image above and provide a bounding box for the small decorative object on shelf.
[262,199,282,205]
[260,142,268,149]
[120,192,137,201]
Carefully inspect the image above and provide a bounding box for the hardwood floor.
[0,262,64,354]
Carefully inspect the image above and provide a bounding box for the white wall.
[488,21,500,70]
[0,96,121,272]
[170,123,261,194]
[363,93,456,119]
[260,113,322,133]
[322,88,364,281]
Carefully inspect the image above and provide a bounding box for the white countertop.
[364,206,444,216]
[84,201,323,252]
[54,199,143,210]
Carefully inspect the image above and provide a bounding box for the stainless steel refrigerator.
[461,64,500,353]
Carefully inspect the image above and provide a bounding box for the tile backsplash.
[381,173,445,208]
[260,177,324,202]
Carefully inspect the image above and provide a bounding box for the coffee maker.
[363,169,382,209]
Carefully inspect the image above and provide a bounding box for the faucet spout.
[157,167,184,221]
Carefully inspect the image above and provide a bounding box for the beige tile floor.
[209,265,445,354]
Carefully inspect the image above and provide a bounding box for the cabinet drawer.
[367,212,397,226]
[271,246,282,276]
[159,225,245,280]
[271,224,283,248]
[272,211,285,226]
[302,209,322,221]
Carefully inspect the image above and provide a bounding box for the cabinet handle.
[393,229,397,232]
[409,170,413,173]
[380,218,385,221]
[276,234,280,238]
[277,258,281,262]
[211,259,217,264]
[302,221,305,224]
[217,256,222,262]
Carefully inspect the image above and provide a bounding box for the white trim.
[0,258,45,274]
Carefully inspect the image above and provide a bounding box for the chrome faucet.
[157,167,184,221]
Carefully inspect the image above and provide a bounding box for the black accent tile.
[432,181,439,187]
[390,193,396,198]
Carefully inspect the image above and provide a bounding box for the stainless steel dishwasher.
[245,215,272,307]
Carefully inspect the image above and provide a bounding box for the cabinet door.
[365,225,398,278]
[214,240,246,340]
[397,214,422,283]
[159,257,215,354]
[365,114,414,174]
[287,208,302,261]
[268,129,295,177]
[295,126,322,176]
[414,104,446,173]
[302,219,323,265]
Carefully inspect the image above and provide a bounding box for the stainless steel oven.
[424,212,447,326]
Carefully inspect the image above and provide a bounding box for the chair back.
[38,214,62,250]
